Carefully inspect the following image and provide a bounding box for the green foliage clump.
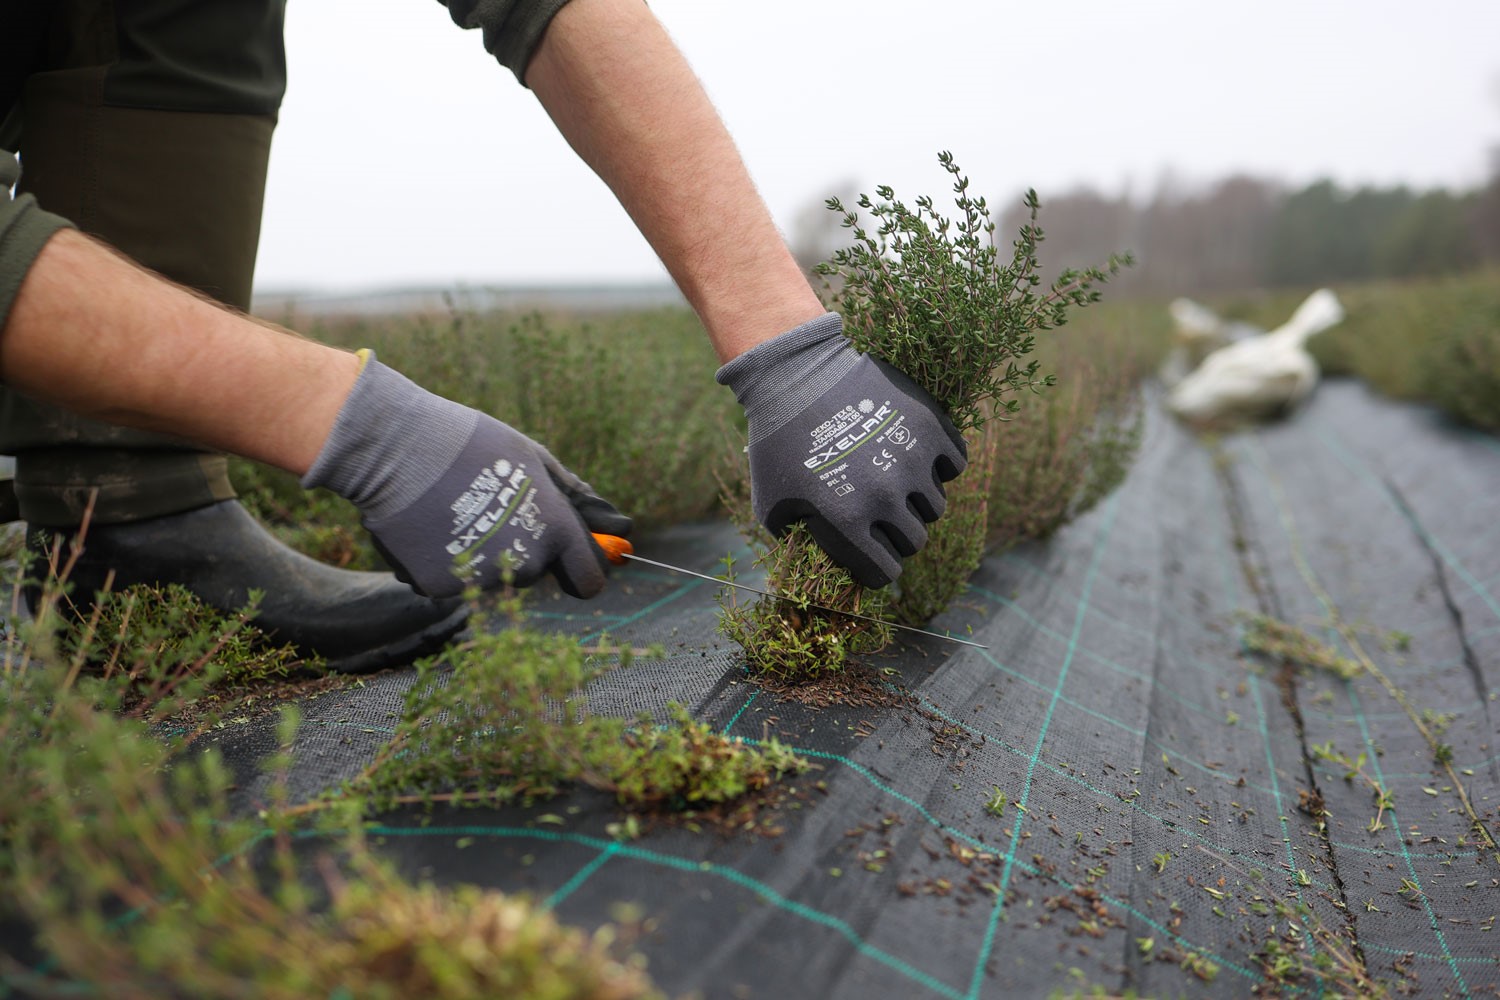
[318,868,663,1000]
[887,424,996,626]
[354,596,806,813]
[826,152,1129,434]
[1412,283,1500,432]
[1239,613,1362,680]
[894,312,1152,625]
[724,153,1129,679]
[893,332,1148,626]
[61,582,312,691]
[356,601,618,808]
[2,596,663,1000]
[4,567,801,995]
[608,703,806,810]
[984,347,1144,552]
[715,524,892,681]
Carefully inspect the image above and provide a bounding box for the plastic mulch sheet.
[21,378,1500,997]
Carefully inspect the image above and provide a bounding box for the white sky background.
[254,0,1500,293]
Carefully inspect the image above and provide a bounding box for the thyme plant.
[1,591,662,999]
[61,582,312,691]
[721,153,1128,681]
[887,424,998,626]
[830,153,1127,434]
[353,595,805,815]
[3,566,799,993]
[716,484,891,679]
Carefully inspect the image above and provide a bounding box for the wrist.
[302,354,479,520]
[699,285,829,364]
[715,312,860,444]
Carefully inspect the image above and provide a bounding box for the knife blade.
[591,533,986,650]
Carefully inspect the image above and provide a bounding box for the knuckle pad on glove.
[760,496,819,539]
[575,495,633,537]
[936,448,966,483]
[552,545,607,599]
[879,513,928,558]
[909,488,946,524]
[806,516,899,590]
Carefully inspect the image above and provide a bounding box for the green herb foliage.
[724,154,1130,680]
[824,151,1129,434]
[2,566,799,995]
[713,504,892,680]
[1,595,658,999]
[354,595,806,813]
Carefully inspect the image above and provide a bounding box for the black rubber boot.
[24,500,469,674]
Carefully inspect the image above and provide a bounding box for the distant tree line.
[993,157,1500,297]
[792,152,1500,298]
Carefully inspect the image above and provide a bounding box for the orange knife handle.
[591,532,633,565]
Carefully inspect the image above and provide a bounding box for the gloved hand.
[302,352,631,599]
[716,313,967,588]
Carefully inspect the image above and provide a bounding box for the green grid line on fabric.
[1347,687,1473,997]
[910,696,1336,893]
[968,585,1232,723]
[1312,424,1500,625]
[977,492,1123,998]
[1246,433,1478,998]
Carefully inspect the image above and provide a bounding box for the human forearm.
[525,0,823,362]
[1,152,73,334]
[2,229,628,599]
[0,229,359,475]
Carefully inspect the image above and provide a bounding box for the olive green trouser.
[1,0,286,527]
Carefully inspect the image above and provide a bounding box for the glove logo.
[802,400,899,471]
[515,495,548,539]
[444,459,533,557]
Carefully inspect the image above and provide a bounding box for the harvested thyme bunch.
[822,151,1130,433]
[721,153,1130,683]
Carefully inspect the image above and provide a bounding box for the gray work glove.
[716,313,967,589]
[302,353,631,599]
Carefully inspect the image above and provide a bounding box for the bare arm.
[0,229,359,475]
[2,229,628,599]
[524,0,824,363]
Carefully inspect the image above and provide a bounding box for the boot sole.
[317,602,471,675]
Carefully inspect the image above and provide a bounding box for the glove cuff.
[714,312,859,444]
[302,351,479,521]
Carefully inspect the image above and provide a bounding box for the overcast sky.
[254,0,1500,293]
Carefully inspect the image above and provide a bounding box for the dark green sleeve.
[439,0,575,85]
[1,152,73,337]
